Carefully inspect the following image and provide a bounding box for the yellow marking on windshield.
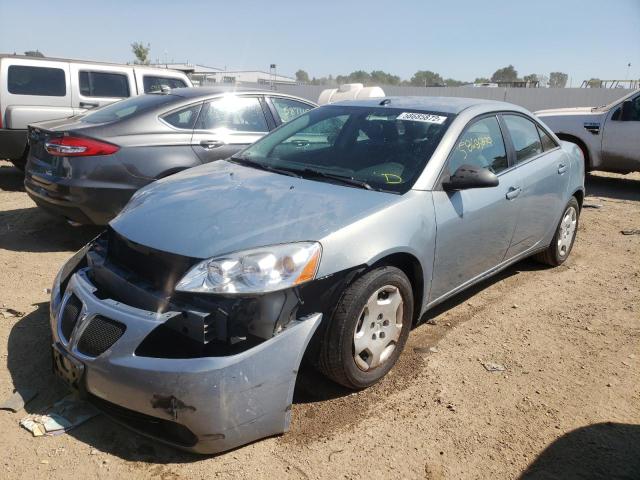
[382,173,402,184]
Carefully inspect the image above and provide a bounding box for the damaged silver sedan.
[49,97,584,453]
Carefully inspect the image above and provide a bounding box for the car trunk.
[28,126,66,175]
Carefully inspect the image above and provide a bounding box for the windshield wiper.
[229,156,302,178]
[296,168,374,190]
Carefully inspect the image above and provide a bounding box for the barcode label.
[396,112,447,124]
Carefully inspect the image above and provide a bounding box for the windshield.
[82,94,177,124]
[233,105,453,193]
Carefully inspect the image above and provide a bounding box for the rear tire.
[319,266,413,389]
[534,197,580,266]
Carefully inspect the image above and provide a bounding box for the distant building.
[151,63,297,86]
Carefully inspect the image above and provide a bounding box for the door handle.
[557,163,567,174]
[505,186,522,200]
[79,102,99,109]
[199,139,224,149]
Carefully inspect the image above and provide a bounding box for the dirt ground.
[0,159,638,479]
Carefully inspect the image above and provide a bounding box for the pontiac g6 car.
[50,97,584,453]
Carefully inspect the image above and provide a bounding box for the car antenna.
[379,98,391,106]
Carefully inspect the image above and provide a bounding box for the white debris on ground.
[20,394,99,437]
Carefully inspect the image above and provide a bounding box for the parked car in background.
[0,54,192,170]
[535,89,640,174]
[25,87,316,225]
[49,97,584,453]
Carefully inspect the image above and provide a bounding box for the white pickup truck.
[536,89,639,174]
[0,54,192,170]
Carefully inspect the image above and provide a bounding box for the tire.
[9,146,29,172]
[534,197,580,266]
[319,266,414,389]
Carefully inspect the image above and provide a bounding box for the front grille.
[87,394,198,447]
[60,295,82,342]
[77,315,126,357]
[106,228,195,292]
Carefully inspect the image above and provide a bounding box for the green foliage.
[295,69,310,83]
[587,78,602,88]
[523,74,538,83]
[491,65,518,83]
[549,72,568,88]
[410,70,444,87]
[131,42,151,65]
[474,77,490,84]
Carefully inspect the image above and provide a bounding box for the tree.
[523,73,538,83]
[444,78,466,87]
[131,42,151,65]
[370,70,401,85]
[24,50,44,57]
[474,77,490,84]
[410,70,444,87]
[548,72,568,88]
[587,78,602,88]
[491,65,518,83]
[295,70,310,83]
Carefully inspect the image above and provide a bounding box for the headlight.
[175,242,322,294]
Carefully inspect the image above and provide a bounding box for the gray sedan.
[24,87,316,225]
[49,97,584,453]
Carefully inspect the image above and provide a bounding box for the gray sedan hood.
[110,160,400,259]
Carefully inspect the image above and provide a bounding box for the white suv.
[0,54,192,170]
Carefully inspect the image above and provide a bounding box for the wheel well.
[573,189,584,210]
[371,253,424,324]
[556,134,592,171]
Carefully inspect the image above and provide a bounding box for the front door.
[601,93,640,173]
[191,95,270,164]
[431,115,521,302]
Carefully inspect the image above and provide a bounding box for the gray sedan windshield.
[234,105,453,193]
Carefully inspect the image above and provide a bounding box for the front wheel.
[319,266,414,389]
[535,197,580,266]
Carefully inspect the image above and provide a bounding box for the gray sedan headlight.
[175,242,322,294]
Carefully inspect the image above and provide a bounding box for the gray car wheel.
[534,197,580,266]
[319,266,413,389]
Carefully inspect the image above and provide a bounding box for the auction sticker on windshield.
[396,112,447,124]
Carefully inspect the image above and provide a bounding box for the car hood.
[534,107,599,117]
[110,160,402,259]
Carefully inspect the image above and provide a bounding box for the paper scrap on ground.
[20,394,98,437]
[0,388,37,413]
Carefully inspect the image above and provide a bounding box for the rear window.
[143,76,187,93]
[8,65,66,96]
[79,71,130,98]
[82,94,176,124]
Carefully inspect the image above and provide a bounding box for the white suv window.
[8,65,66,96]
[143,76,187,93]
[79,71,130,98]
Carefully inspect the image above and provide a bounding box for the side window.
[143,76,187,93]
[271,97,313,123]
[162,103,202,129]
[196,97,267,132]
[503,115,543,163]
[449,116,508,174]
[8,65,66,96]
[79,71,130,98]
[537,126,558,151]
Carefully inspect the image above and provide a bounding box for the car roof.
[333,96,515,114]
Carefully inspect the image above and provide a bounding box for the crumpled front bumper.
[50,266,321,454]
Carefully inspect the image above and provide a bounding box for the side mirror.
[620,100,634,121]
[442,164,499,191]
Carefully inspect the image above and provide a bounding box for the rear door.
[500,114,568,258]
[69,63,134,113]
[191,95,270,163]
[1,58,72,129]
[430,114,521,301]
[601,92,640,172]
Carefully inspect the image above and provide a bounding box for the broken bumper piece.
[49,269,322,454]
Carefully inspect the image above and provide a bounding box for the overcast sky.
[2,0,639,84]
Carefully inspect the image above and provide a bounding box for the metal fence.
[247,84,635,111]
